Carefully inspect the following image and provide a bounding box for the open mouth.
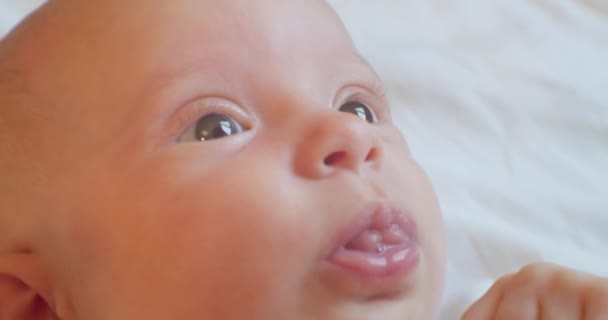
[325,203,419,280]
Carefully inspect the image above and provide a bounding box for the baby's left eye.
[339,100,377,124]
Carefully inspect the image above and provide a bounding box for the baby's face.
[6,0,445,319]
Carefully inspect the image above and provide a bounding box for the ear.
[0,252,59,320]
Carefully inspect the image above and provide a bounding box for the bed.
[2,1,607,318]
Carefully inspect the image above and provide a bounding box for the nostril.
[324,148,379,167]
[324,151,347,166]
[365,147,379,162]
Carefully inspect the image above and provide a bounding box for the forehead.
[21,0,369,110]
[138,0,370,100]
[34,0,356,71]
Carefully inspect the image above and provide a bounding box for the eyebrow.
[145,48,388,117]
[349,53,387,99]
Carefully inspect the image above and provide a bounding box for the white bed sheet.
[2,1,607,319]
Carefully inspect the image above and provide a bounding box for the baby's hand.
[461,262,608,320]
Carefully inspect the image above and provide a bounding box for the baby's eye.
[339,100,377,124]
[179,113,245,142]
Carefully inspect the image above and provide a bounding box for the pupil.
[341,101,375,123]
[196,114,240,141]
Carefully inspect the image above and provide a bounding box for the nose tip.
[295,112,383,178]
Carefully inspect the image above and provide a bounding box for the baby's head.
[0,0,446,319]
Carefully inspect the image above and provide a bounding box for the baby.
[0,0,606,319]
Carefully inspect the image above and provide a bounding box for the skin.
[462,263,608,320]
[0,1,446,319]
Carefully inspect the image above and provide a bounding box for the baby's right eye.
[178,113,246,142]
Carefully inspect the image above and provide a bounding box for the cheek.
[61,151,321,318]
[383,129,445,248]
[382,136,447,301]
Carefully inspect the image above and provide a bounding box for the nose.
[294,111,383,178]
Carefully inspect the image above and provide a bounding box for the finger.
[538,291,580,320]
[495,284,538,320]
[583,281,608,320]
[461,275,512,320]
[586,300,608,320]
[538,272,582,320]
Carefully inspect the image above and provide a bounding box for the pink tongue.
[344,224,409,253]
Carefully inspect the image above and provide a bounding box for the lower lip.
[327,242,419,280]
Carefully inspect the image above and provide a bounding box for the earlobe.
[0,252,59,320]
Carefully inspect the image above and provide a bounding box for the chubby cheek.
[62,153,320,319]
[384,128,445,252]
[383,132,447,304]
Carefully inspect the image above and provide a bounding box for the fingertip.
[460,275,513,320]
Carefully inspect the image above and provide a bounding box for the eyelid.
[170,97,253,140]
